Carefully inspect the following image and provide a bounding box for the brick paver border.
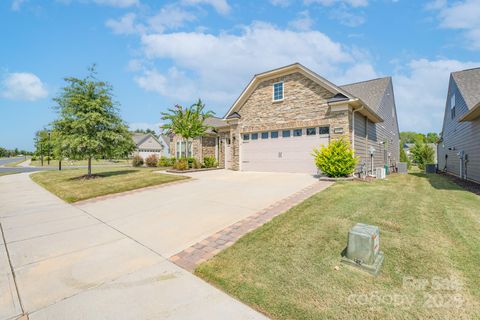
[170,181,333,272]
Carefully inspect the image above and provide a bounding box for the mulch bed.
[438,172,480,195]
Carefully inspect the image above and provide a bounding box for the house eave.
[459,102,480,121]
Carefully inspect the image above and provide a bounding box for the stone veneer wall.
[230,72,352,170]
[201,136,216,159]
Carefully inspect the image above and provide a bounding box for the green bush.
[145,154,158,167]
[173,158,188,170]
[203,156,217,168]
[132,155,144,167]
[158,156,175,167]
[410,143,435,170]
[31,156,37,161]
[312,137,358,177]
[400,147,411,169]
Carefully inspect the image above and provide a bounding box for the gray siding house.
[438,68,480,183]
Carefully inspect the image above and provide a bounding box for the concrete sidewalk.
[0,173,268,320]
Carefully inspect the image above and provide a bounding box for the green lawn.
[0,171,19,176]
[3,158,28,167]
[31,167,188,203]
[196,173,480,319]
[29,159,130,167]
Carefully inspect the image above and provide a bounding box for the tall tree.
[425,132,440,143]
[161,99,215,158]
[52,66,135,176]
[34,129,52,166]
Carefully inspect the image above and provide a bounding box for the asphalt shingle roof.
[452,68,480,111]
[340,77,391,112]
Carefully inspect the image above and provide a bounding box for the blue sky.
[1,0,480,151]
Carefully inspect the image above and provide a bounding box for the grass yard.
[29,159,130,167]
[196,173,480,320]
[31,167,188,203]
[0,171,19,176]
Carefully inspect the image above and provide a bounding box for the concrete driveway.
[0,170,317,320]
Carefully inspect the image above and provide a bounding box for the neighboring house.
[438,67,480,183]
[172,63,400,175]
[132,133,167,159]
[404,143,438,164]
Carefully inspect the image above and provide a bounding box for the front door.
[224,137,232,169]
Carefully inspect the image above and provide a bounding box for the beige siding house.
[132,133,168,159]
[172,63,400,175]
[438,68,480,183]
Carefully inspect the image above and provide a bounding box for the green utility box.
[384,164,389,175]
[341,223,384,276]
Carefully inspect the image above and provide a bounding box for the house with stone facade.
[438,67,480,183]
[171,63,400,175]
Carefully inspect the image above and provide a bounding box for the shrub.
[31,156,37,161]
[410,143,435,170]
[132,155,144,167]
[312,137,358,177]
[400,147,411,169]
[173,158,188,170]
[203,156,217,168]
[158,156,175,167]
[145,154,158,167]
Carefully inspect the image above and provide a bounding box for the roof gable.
[223,63,357,119]
[452,68,480,111]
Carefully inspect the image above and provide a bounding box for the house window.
[306,128,316,135]
[282,130,291,138]
[319,126,330,135]
[273,82,284,101]
[251,133,259,140]
[243,134,250,141]
[293,129,302,137]
[176,141,192,158]
[271,131,279,139]
[451,93,456,119]
[261,132,269,139]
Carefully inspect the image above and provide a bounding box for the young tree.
[161,99,215,158]
[34,129,52,166]
[411,143,435,170]
[52,66,135,177]
[425,132,440,143]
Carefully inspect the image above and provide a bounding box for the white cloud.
[148,6,196,33]
[331,6,366,27]
[288,11,314,31]
[106,13,143,35]
[181,0,230,14]
[429,0,480,49]
[1,72,48,101]
[134,22,378,111]
[393,58,479,133]
[92,0,138,7]
[106,6,195,35]
[270,0,291,7]
[305,0,368,8]
[11,0,26,11]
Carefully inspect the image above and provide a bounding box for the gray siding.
[353,80,400,174]
[438,76,480,183]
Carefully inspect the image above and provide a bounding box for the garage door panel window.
[251,133,259,140]
[319,126,330,135]
[293,129,302,137]
[261,132,269,139]
[306,128,316,135]
[282,130,291,138]
[243,134,250,141]
[271,131,279,139]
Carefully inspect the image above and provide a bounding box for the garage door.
[241,127,330,174]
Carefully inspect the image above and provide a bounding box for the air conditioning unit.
[375,167,386,179]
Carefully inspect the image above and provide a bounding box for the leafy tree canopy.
[52,66,134,175]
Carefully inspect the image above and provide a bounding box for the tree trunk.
[59,160,62,171]
[88,157,92,176]
[41,155,44,166]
